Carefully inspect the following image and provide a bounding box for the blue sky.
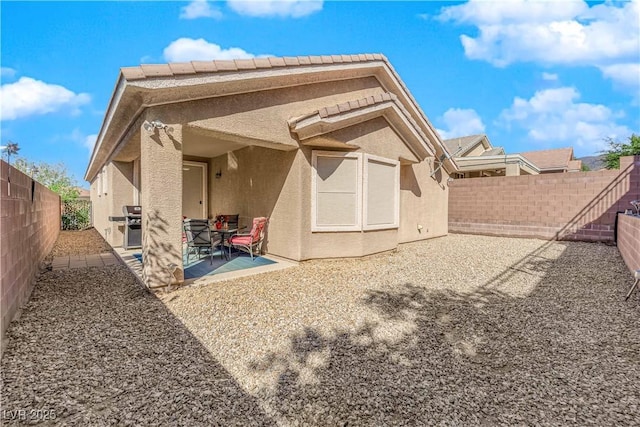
[2,0,639,185]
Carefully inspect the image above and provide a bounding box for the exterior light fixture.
[143,120,174,133]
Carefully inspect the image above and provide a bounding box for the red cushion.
[229,236,252,245]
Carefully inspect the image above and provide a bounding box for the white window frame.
[311,150,362,232]
[362,154,400,231]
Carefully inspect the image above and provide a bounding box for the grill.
[122,205,142,249]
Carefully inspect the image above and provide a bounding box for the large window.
[312,151,399,232]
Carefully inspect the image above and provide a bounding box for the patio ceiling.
[182,129,247,159]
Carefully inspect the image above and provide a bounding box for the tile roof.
[520,147,573,170]
[442,134,485,156]
[121,54,388,81]
[318,92,397,118]
[289,92,435,156]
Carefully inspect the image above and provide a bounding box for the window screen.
[364,155,399,230]
[313,152,361,231]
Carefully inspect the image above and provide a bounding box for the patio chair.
[183,219,221,265]
[228,217,268,260]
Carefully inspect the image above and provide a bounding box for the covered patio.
[114,245,296,287]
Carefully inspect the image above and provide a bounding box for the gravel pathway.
[46,228,112,260]
[2,234,639,425]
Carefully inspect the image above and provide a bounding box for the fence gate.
[61,200,92,230]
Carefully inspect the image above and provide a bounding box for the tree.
[581,163,591,172]
[13,157,80,202]
[602,133,640,170]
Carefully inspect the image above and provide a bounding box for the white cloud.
[163,38,263,62]
[0,77,90,121]
[1,67,16,79]
[498,86,632,154]
[438,0,640,90]
[227,0,322,18]
[436,108,486,140]
[180,0,222,19]
[600,63,640,91]
[84,134,98,152]
[542,72,558,81]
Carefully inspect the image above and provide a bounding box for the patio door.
[182,161,208,219]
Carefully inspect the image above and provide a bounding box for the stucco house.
[86,54,456,287]
[444,134,582,178]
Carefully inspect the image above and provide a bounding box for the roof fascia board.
[84,74,126,181]
[371,62,458,172]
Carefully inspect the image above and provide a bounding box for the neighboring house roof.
[520,147,574,171]
[85,54,456,181]
[442,134,486,157]
[481,147,505,156]
[567,159,583,171]
[74,187,90,199]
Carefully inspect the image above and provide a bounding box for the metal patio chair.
[228,217,268,260]
[183,219,221,265]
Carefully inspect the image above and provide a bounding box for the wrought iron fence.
[61,200,92,230]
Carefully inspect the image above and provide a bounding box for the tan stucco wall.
[205,116,449,261]
[208,146,303,260]
[299,117,449,260]
[90,161,135,247]
[176,77,386,149]
[140,122,184,287]
[399,161,449,243]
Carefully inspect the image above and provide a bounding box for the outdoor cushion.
[229,235,252,245]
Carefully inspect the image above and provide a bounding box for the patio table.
[211,228,238,260]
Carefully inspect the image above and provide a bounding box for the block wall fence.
[449,156,640,242]
[1,160,60,355]
[617,213,640,276]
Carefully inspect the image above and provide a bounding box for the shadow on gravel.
[1,265,274,426]
[253,242,640,425]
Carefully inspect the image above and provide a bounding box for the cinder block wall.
[1,160,60,354]
[449,156,640,242]
[617,213,640,275]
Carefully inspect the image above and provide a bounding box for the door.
[182,161,208,219]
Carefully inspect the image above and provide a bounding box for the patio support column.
[140,120,184,287]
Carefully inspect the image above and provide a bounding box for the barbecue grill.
[122,205,142,249]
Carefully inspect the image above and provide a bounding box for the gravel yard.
[3,233,640,425]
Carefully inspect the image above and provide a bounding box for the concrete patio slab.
[51,252,120,270]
